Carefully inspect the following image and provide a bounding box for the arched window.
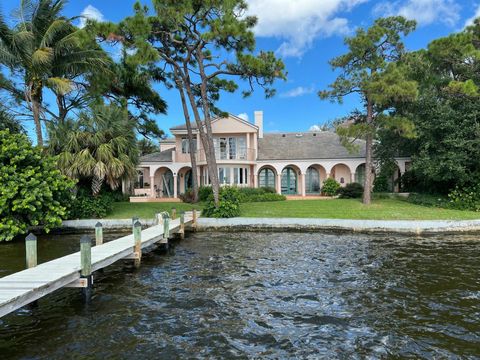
[259,168,275,189]
[355,164,365,185]
[281,167,297,195]
[306,167,320,194]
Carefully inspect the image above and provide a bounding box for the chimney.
[254,110,263,138]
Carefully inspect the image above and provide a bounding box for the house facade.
[129,111,410,201]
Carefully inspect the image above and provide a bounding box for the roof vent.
[295,133,303,138]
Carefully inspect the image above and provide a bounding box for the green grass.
[106,198,479,220]
[106,202,202,219]
[240,198,480,220]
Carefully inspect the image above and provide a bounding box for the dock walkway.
[0,213,194,318]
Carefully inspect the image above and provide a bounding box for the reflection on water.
[0,232,479,358]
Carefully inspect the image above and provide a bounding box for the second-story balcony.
[198,147,255,162]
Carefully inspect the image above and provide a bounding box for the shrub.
[0,130,75,241]
[447,185,480,211]
[406,193,449,208]
[322,178,340,196]
[68,187,114,219]
[237,187,285,202]
[179,188,195,203]
[373,175,390,192]
[338,182,364,198]
[198,186,213,201]
[202,186,241,218]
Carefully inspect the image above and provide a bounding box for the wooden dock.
[0,211,196,318]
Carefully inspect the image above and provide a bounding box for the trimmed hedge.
[338,182,364,198]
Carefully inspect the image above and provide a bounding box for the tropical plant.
[0,129,75,241]
[0,0,108,146]
[0,106,23,133]
[338,182,364,198]
[48,104,138,195]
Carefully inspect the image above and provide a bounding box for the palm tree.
[49,104,139,195]
[0,0,108,146]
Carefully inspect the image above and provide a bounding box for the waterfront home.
[126,111,410,201]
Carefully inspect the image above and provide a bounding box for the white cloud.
[373,0,461,27]
[464,4,480,28]
[309,125,322,131]
[78,5,105,28]
[237,112,249,121]
[246,0,367,58]
[280,86,315,98]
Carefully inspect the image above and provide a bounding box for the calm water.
[0,231,479,359]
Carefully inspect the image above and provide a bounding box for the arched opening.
[177,167,193,195]
[305,167,320,194]
[154,167,174,198]
[258,166,276,189]
[355,164,366,185]
[281,166,298,195]
[331,163,352,187]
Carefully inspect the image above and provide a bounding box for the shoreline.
[53,217,480,235]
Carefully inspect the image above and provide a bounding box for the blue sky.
[2,0,479,139]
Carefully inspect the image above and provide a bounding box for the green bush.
[198,186,213,201]
[447,185,480,211]
[322,178,340,196]
[338,182,364,198]
[68,187,114,219]
[202,186,241,218]
[179,188,195,203]
[406,193,449,208]
[237,187,285,202]
[373,174,390,192]
[0,130,75,241]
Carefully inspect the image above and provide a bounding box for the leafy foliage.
[0,107,23,133]
[338,183,364,198]
[202,186,241,218]
[68,187,114,219]
[48,104,138,195]
[198,186,214,202]
[322,178,341,196]
[448,185,480,212]
[237,187,285,202]
[0,130,75,241]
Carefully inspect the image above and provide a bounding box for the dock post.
[179,211,185,240]
[95,222,103,246]
[133,220,142,268]
[132,216,139,232]
[155,213,163,225]
[25,233,37,269]
[171,207,177,220]
[192,208,197,231]
[80,235,93,301]
[163,212,170,240]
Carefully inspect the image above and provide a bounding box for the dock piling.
[80,235,93,301]
[95,222,103,246]
[133,220,142,268]
[25,233,37,269]
[192,209,197,231]
[163,212,170,240]
[179,211,185,240]
[171,207,177,220]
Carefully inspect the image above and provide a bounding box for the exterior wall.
[160,142,175,152]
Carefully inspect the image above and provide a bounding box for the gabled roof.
[257,132,366,160]
[139,148,174,163]
[170,114,257,132]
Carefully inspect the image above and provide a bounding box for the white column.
[173,174,178,198]
[300,173,306,196]
[150,176,155,198]
[350,173,355,183]
[230,167,234,186]
[276,173,282,194]
[246,133,250,160]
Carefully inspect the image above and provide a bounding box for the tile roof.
[257,132,366,160]
[139,148,174,162]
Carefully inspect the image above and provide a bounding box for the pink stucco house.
[127,111,410,201]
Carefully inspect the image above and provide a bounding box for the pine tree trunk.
[363,99,374,205]
[182,64,220,206]
[176,80,199,203]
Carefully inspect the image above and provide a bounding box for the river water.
[0,231,479,359]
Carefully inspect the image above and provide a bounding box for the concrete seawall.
[196,218,480,235]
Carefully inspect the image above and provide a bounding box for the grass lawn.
[106,198,479,220]
[106,202,202,219]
